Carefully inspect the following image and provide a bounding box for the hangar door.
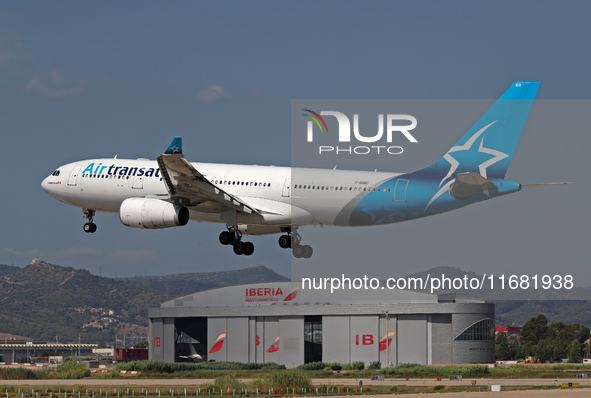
[175,317,207,362]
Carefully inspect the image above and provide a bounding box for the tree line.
[495,314,590,363]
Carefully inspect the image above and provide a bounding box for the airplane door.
[393,179,409,202]
[132,175,144,189]
[282,178,291,197]
[67,165,82,186]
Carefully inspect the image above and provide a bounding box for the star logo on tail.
[425,121,508,210]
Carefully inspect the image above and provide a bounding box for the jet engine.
[119,198,189,229]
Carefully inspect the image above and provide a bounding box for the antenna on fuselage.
[114,155,118,159]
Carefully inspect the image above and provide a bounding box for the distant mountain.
[403,266,591,327]
[0,264,20,277]
[122,266,289,296]
[0,260,288,345]
[0,259,172,345]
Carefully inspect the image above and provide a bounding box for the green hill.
[0,264,20,277]
[122,265,289,296]
[0,260,288,346]
[0,259,171,345]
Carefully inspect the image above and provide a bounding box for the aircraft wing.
[157,137,260,215]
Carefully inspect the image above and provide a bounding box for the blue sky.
[1,1,590,282]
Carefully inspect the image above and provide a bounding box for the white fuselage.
[42,158,402,234]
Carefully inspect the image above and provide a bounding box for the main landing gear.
[278,228,313,259]
[83,209,97,233]
[219,227,255,256]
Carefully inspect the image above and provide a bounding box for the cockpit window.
[51,170,60,176]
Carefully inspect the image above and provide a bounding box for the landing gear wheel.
[301,245,313,258]
[219,231,236,245]
[292,244,313,258]
[233,241,247,255]
[244,242,255,256]
[278,235,291,249]
[82,209,96,233]
[83,222,97,233]
[292,245,304,258]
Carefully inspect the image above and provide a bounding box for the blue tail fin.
[164,136,183,154]
[417,82,540,180]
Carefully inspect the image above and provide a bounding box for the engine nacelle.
[119,198,189,229]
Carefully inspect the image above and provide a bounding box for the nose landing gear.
[219,227,255,256]
[83,209,97,233]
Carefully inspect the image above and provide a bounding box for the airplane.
[178,343,203,361]
[42,82,563,259]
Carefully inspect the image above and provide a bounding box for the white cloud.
[196,85,226,103]
[24,71,89,99]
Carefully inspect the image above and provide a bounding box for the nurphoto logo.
[303,109,418,155]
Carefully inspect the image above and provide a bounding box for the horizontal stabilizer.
[449,172,497,200]
[521,182,571,188]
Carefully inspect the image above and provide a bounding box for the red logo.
[355,334,374,345]
[209,334,226,353]
[283,286,300,302]
[379,332,395,351]
[246,287,284,296]
[153,337,161,347]
[245,287,284,303]
[267,337,279,353]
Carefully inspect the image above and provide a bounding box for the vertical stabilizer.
[417,82,540,180]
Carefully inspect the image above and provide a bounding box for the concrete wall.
[323,316,350,364]
[430,314,453,364]
[279,316,304,367]
[398,314,428,365]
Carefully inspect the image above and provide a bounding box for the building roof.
[160,282,462,309]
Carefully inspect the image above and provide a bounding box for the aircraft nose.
[41,175,59,197]
[41,176,49,193]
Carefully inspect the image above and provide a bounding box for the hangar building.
[148,282,494,366]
